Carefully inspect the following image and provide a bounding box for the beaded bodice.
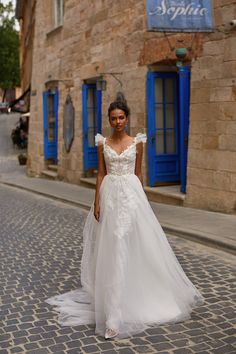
[95,133,147,176]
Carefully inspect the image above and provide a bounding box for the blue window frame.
[147,72,180,186]
[154,74,178,155]
[82,84,102,171]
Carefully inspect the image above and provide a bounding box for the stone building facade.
[16,0,35,93]
[16,0,236,214]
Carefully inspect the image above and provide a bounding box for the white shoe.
[104,328,117,339]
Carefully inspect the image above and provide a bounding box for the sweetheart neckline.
[104,140,136,157]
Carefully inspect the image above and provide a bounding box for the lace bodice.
[95,133,147,176]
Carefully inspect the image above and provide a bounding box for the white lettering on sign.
[149,0,208,21]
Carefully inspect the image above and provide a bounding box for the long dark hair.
[108,92,130,118]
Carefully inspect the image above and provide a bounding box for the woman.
[46,93,204,339]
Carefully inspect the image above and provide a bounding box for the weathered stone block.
[226,121,236,133]
[224,37,236,61]
[191,87,211,104]
[187,149,219,170]
[202,136,219,150]
[185,184,236,213]
[190,103,219,121]
[213,171,232,191]
[219,135,236,151]
[187,167,214,188]
[203,40,224,56]
[189,134,203,150]
[189,121,207,135]
[230,174,236,192]
[218,151,236,172]
[210,87,234,102]
[218,103,233,120]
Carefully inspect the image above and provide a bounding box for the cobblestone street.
[0,185,235,354]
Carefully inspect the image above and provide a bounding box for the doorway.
[42,88,59,161]
[147,68,190,192]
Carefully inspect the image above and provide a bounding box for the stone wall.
[185,0,236,213]
[26,0,236,213]
[18,0,36,93]
[28,0,148,182]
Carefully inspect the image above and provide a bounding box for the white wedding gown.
[46,133,204,338]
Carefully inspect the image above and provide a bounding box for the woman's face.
[109,109,128,132]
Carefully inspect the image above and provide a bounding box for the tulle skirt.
[46,174,204,338]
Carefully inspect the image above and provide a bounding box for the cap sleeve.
[95,133,105,146]
[135,133,147,144]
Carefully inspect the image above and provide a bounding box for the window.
[154,76,177,154]
[47,93,56,141]
[82,83,102,170]
[54,0,64,27]
[87,86,98,147]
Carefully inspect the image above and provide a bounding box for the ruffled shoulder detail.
[95,133,105,146]
[135,133,147,144]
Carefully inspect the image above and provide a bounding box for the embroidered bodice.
[95,133,147,176]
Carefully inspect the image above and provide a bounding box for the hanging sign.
[147,0,214,32]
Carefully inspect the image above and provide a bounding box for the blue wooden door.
[147,72,180,186]
[82,84,102,171]
[43,89,58,161]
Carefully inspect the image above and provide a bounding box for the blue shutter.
[179,66,190,193]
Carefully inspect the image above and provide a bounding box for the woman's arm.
[135,142,144,186]
[94,144,107,221]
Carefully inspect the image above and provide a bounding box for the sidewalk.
[0,170,236,255]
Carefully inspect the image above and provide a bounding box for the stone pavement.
[0,184,236,354]
[0,170,235,255]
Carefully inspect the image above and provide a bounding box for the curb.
[0,181,92,210]
[1,180,235,256]
[163,224,236,256]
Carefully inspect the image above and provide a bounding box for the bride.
[46,93,204,339]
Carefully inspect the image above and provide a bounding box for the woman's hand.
[94,202,100,222]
